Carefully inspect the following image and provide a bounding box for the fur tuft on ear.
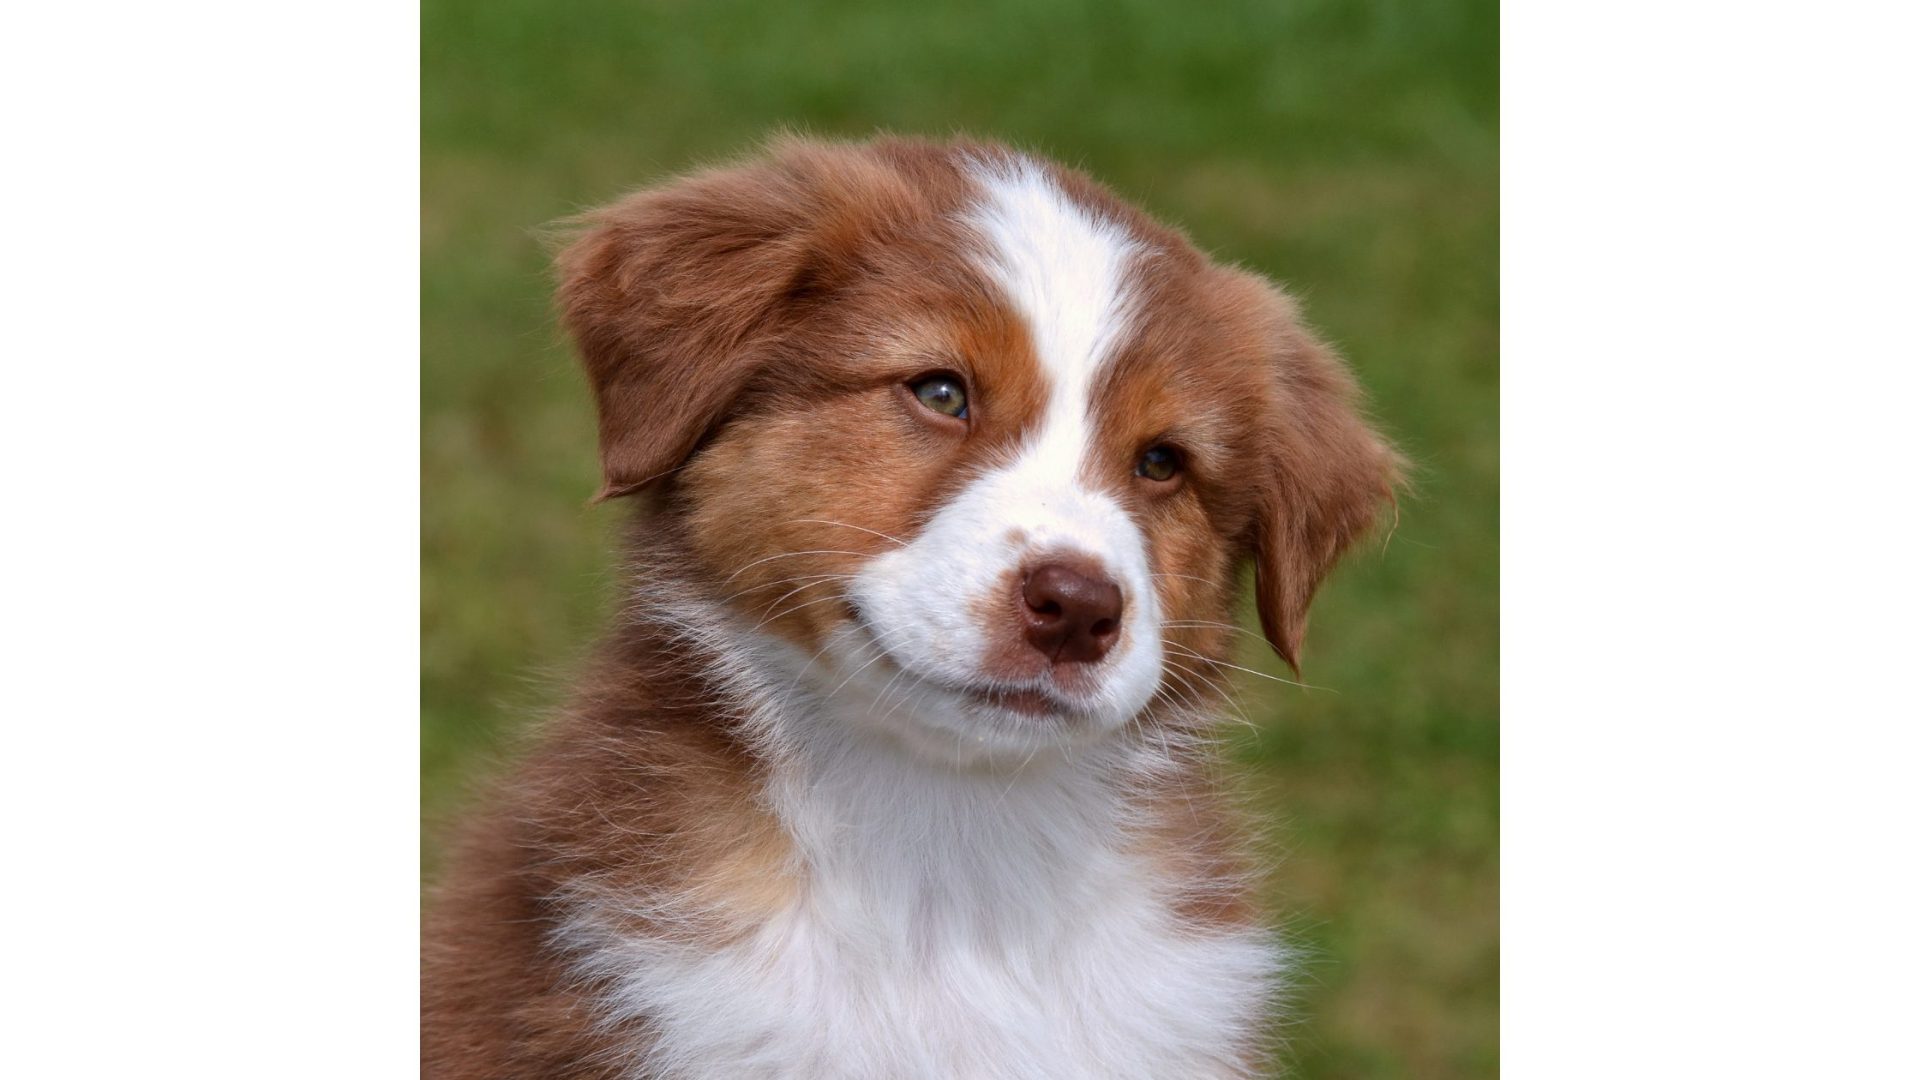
[1238,277,1402,674]
[554,156,812,500]
[554,137,924,501]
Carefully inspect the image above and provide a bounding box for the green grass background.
[423,1,1497,1075]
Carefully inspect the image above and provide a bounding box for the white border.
[2,0,1918,1074]
[2,2,419,1075]
[1505,1,1919,1073]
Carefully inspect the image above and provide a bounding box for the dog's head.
[558,137,1396,763]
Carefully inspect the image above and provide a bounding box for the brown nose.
[1021,561,1123,664]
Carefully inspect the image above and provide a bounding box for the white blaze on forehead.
[966,157,1142,465]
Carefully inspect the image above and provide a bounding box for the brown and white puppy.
[422,136,1397,1079]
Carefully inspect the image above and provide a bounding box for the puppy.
[422,136,1397,1079]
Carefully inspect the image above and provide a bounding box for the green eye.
[910,374,969,420]
[1136,445,1182,482]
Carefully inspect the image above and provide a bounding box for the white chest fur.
[557,717,1280,1080]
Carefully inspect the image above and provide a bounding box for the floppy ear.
[555,150,840,500]
[1245,282,1401,674]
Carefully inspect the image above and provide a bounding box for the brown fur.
[423,135,1396,1077]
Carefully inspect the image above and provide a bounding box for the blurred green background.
[423,0,1496,1075]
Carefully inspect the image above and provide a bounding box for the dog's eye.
[909,374,969,420]
[1136,445,1182,483]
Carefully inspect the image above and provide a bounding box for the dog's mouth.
[843,603,1086,720]
[969,685,1066,717]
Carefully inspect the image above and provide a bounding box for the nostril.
[1018,558,1125,665]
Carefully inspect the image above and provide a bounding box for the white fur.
[841,157,1162,762]
[559,590,1281,1080]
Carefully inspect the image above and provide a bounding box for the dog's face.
[560,138,1394,763]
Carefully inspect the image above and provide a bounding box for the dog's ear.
[1235,275,1401,674]
[555,141,893,500]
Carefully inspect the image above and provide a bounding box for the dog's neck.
[762,708,1157,947]
[615,552,1188,937]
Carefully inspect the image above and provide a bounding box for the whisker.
[1161,655,1231,698]
[1159,659,1257,734]
[784,518,908,547]
[1163,619,1270,643]
[752,590,851,631]
[823,639,898,701]
[1163,643,1335,693]
[1157,663,1253,735]
[746,577,845,621]
[721,549,870,585]
[723,573,856,605]
[784,618,912,698]
[992,743,1044,812]
[869,665,914,721]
